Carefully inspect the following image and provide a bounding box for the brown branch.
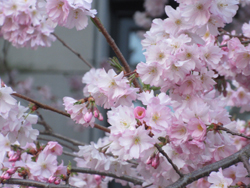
[40,132,86,146]
[12,93,70,117]
[3,178,77,188]
[218,28,250,40]
[62,150,85,159]
[52,33,93,68]
[216,126,250,140]
[166,143,250,188]
[94,123,110,133]
[71,167,143,186]
[37,111,53,132]
[155,144,184,178]
[219,40,250,48]
[12,92,111,133]
[91,17,142,92]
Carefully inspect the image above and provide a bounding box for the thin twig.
[216,126,250,140]
[12,92,111,133]
[3,178,77,188]
[12,93,70,117]
[71,167,144,186]
[36,111,53,132]
[52,33,93,68]
[94,123,110,133]
[155,144,184,178]
[91,17,142,92]
[166,143,250,188]
[218,28,250,40]
[40,131,86,146]
[63,150,85,159]
[219,40,250,48]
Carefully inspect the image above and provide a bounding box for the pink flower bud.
[7,168,16,175]
[48,176,56,183]
[8,151,20,162]
[84,112,92,123]
[98,113,103,121]
[151,154,160,169]
[94,175,102,184]
[134,106,146,119]
[1,173,11,180]
[146,154,155,165]
[54,179,61,185]
[94,109,99,118]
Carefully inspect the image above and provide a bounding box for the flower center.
[134,137,140,144]
[58,2,64,9]
[152,113,160,122]
[158,53,165,60]
[196,4,203,10]
[197,124,203,131]
[186,53,192,58]
[175,19,181,25]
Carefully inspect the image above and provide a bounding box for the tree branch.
[37,111,53,132]
[12,93,111,133]
[71,167,144,186]
[3,178,77,188]
[219,40,250,48]
[239,153,250,176]
[52,33,93,68]
[40,132,86,146]
[91,17,142,92]
[12,93,69,117]
[62,150,85,159]
[216,126,250,140]
[155,144,184,178]
[166,144,250,188]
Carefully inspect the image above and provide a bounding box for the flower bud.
[1,173,11,180]
[54,179,61,185]
[94,175,102,184]
[151,154,160,169]
[146,154,154,165]
[98,113,103,121]
[48,176,56,183]
[8,151,20,162]
[134,106,146,119]
[94,108,99,118]
[84,112,92,123]
[7,168,16,175]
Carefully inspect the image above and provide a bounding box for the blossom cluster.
[0,139,68,186]
[0,80,39,147]
[0,0,96,49]
[2,0,250,187]
[60,0,250,187]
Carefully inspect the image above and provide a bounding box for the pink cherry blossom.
[118,126,156,159]
[208,168,233,188]
[187,118,206,141]
[27,152,58,179]
[43,141,63,156]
